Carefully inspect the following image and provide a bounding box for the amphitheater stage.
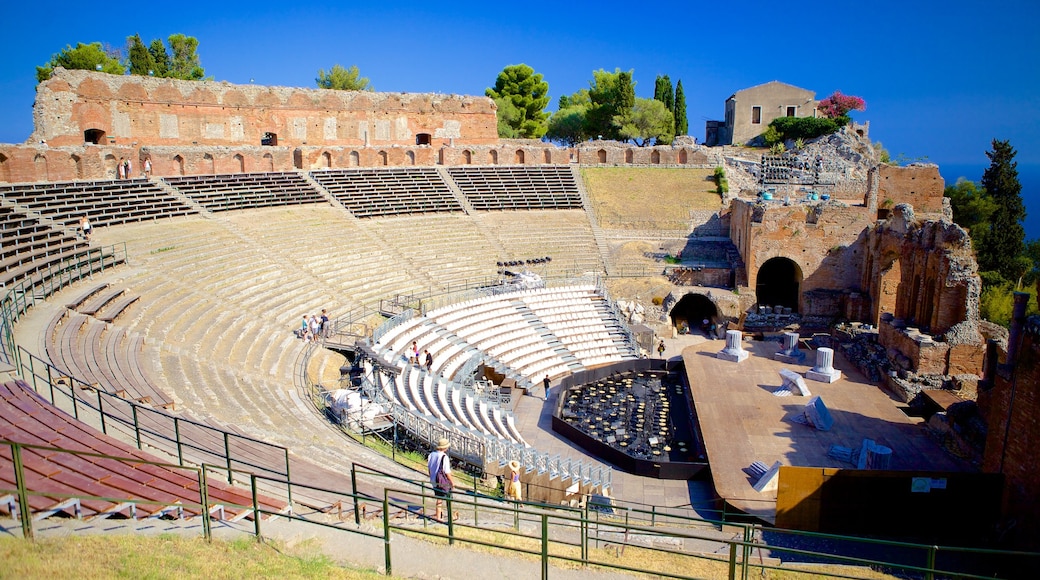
[682,338,972,524]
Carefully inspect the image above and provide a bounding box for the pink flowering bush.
[818,91,866,119]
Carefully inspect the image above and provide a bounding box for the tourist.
[320,309,329,339]
[542,375,550,401]
[117,158,126,180]
[505,460,522,501]
[79,216,92,242]
[424,350,433,372]
[309,314,321,341]
[124,158,132,179]
[427,438,454,521]
[299,316,309,340]
[143,157,152,176]
[657,340,666,357]
[411,341,419,365]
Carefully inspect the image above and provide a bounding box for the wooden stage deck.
[683,338,971,523]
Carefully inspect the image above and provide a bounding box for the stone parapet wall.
[30,68,498,149]
[867,163,945,218]
[576,141,717,166]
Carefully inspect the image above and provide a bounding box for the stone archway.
[756,257,802,313]
[669,293,719,336]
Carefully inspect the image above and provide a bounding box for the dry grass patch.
[0,534,385,579]
[582,167,723,229]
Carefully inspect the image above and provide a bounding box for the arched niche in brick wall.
[625,149,633,164]
[173,155,185,176]
[597,149,606,164]
[756,257,802,313]
[406,151,415,165]
[515,150,524,164]
[543,150,551,164]
[651,150,661,165]
[234,153,246,173]
[104,154,118,179]
[669,293,719,336]
[488,150,498,165]
[0,153,9,182]
[348,151,359,167]
[33,154,48,181]
[463,150,472,165]
[679,150,688,164]
[84,129,106,145]
[263,153,274,172]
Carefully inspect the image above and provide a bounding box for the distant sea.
[940,163,1040,242]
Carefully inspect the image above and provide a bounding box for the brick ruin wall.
[0,70,718,182]
[865,163,948,218]
[31,68,498,149]
[979,290,1040,548]
[728,198,874,316]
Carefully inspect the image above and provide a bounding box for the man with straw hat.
[427,438,455,521]
[505,459,523,502]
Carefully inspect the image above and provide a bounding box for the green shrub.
[762,125,782,146]
[768,116,840,142]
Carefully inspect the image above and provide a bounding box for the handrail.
[0,243,128,368]
[4,427,1039,578]
[16,347,292,500]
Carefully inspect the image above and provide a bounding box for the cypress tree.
[978,139,1025,281]
[654,75,673,112]
[674,80,688,136]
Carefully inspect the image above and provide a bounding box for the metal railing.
[4,438,1038,579]
[0,243,127,368]
[16,347,292,504]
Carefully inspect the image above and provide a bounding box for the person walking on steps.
[427,438,456,521]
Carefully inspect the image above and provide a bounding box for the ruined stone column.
[806,347,842,383]
[774,331,806,363]
[717,330,749,363]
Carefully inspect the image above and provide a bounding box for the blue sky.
[2,0,1039,171]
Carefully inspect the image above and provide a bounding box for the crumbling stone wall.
[728,198,873,316]
[861,204,984,377]
[575,141,716,166]
[865,163,945,219]
[979,291,1040,549]
[30,68,498,149]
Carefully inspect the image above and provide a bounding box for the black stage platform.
[551,360,707,479]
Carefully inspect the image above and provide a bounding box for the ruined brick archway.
[670,293,719,335]
[756,257,802,313]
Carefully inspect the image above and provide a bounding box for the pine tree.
[674,80,688,136]
[978,139,1025,282]
[653,75,673,112]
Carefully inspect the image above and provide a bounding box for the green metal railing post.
[382,494,392,576]
[446,495,455,545]
[132,404,141,449]
[251,474,261,540]
[199,469,212,542]
[351,464,361,525]
[742,525,752,580]
[97,389,106,433]
[11,443,34,540]
[174,418,183,465]
[223,432,233,484]
[925,545,937,580]
[728,542,738,580]
[46,364,54,403]
[541,513,549,580]
[284,447,292,509]
[581,502,588,566]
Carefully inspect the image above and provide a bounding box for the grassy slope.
[581,167,723,230]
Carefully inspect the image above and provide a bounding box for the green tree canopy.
[123,34,206,79]
[37,42,124,82]
[316,64,372,91]
[616,97,674,146]
[674,80,688,136]
[493,97,521,139]
[545,106,589,146]
[584,68,635,141]
[147,39,170,78]
[126,34,156,76]
[166,34,206,80]
[945,178,997,243]
[653,75,673,113]
[486,64,550,139]
[977,139,1026,282]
